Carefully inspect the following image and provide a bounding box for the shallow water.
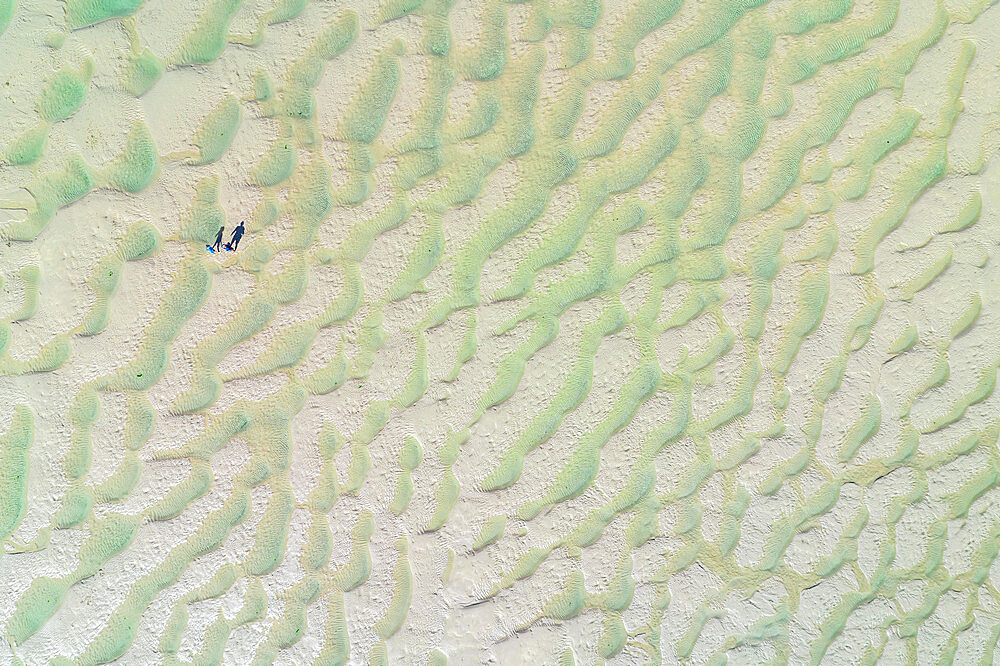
[2,0,1000,663]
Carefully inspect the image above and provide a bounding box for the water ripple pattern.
[2,0,1000,663]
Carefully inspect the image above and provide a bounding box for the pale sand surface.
[2,0,1000,664]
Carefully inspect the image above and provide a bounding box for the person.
[211,226,224,252]
[229,221,245,251]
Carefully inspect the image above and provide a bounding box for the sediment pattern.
[2,0,1000,663]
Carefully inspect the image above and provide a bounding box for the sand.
[2,0,1000,663]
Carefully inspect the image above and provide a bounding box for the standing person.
[229,221,245,251]
[211,225,224,252]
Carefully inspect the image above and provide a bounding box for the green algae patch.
[334,511,374,591]
[231,322,316,379]
[245,485,294,576]
[64,0,144,29]
[838,394,881,462]
[45,29,65,48]
[250,196,280,231]
[267,0,306,24]
[4,124,48,166]
[598,612,627,659]
[389,435,422,515]
[264,579,320,652]
[6,152,95,240]
[7,576,70,645]
[374,0,423,24]
[950,292,981,339]
[901,248,951,302]
[383,459,411,514]
[191,95,242,165]
[540,569,586,622]
[471,514,505,551]
[0,0,14,37]
[159,604,188,655]
[172,0,243,66]
[838,110,919,200]
[178,176,226,244]
[852,144,947,275]
[119,220,161,260]
[460,4,506,81]
[64,386,98,480]
[370,642,389,666]
[104,120,158,192]
[888,324,918,354]
[424,469,457,530]
[940,190,981,233]
[190,564,238,604]
[339,40,404,143]
[301,516,332,572]
[374,538,412,639]
[170,368,222,414]
[251,139,296,186]
[388,216,444,301]
[235,239,271,274]
[0,405,33,541]
[398,434,422,469]
[112,256,210,390]
[123,394,155,451]
[32,153,95,205]
[2,334,73,374]
[316,591,350,664]
[122,48,163,96]
[92,452,140,502]
[773,270,829,375]
[235,579,268,625]
[79,255,123,335]
[10,265,40,321]
[262,255,309,304]
[75,513,140,579]
[252,68,275,101]
[318,422,343,460]
[285,159,334,248]
[313,10,358,60]
[53,487,92,528]
[37,59,93,122]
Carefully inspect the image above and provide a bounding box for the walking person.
[228,221,245,251]
[211,225,224,252]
